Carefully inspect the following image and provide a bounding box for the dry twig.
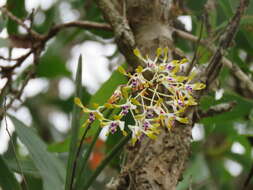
[174,28,253,94]
[196,101,237,120]
[96,0,139,68]
[205,0,249,87]
[0,6,113,121]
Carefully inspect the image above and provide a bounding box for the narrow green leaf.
[47,65,128,153]
[7,158,40,178]
[37,46,71,78]
[9,115,66,190]
[82,134,131,189]
[65,55,83,190]
[24,175,43,190]
[75,127,102,190]
[0,156,21,190]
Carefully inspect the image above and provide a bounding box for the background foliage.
[0,0,253,189]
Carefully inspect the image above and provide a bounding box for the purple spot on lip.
[109,122,118,133]
[143,121,149,130]
[111,122,118,127]
[121,105,130,115]
[88,112,95,122]
[146,110,154,118]
[122,110,129,115]
[178,100,184,106]
[110,128,116,134]
[131,79,138,87]
[166,65,173,70]
[186,86,193,91]
[122,105,130,110]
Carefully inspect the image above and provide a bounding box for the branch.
[42,21,111,41]
[174,29,253,94]
[0,6,43,40]
[196,101,237,120]
[205,0,249,87]
[96,0,139,68]
[0,6,114,121]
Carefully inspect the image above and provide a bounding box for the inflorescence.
[75,48,206,145]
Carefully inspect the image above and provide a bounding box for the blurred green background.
[0,0,253,189]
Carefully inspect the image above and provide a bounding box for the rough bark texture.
[97,0,248,189]
[117,126,192,190]
[102,1,193,190]
[121,1,191,190]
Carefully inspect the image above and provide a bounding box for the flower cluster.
[75,48,206,145]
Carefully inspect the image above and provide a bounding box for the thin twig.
[186,18,204,75]
[174,28,253,94]
[5,67,35,111]
[69,124,92,190]
[195,101,237,121]
[96,0,139,68]
[242,163,253,190]
[42,21,111,41]
[0,6,42,40]
[205,0,249,87]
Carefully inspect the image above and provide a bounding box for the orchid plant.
[75,48,206,145]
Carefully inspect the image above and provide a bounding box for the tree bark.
[98,1,192,190]
[121,1,191,190]
[97,0,248,189]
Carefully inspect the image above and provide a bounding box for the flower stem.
[75,126,102,190]
[81,133,131,190]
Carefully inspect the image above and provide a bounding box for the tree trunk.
[100,1,193,190]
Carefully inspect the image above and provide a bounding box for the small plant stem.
[75,127,102,190]
[82,134,131,190]
[69,123,91,189]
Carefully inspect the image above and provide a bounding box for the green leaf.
[37,46,71,78]
[218,0,233,18]
[85,65,128,133]
[65,55,83,190]
[217,0,253,52]
[35,7,56,33]
[89,65,128,106]
[9,115,66,190]
[47,65,128,153]
[24,175,43,190]
[48,138,71,153]
[82,134,131,189]
[7,0,26,34]
[177,154,209,190]
[0,15,6,33]
[6,158,40,178]
[200,92,253,125]
[75,127,102,190]
[186,0,208,13]
[0,156,21,190]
